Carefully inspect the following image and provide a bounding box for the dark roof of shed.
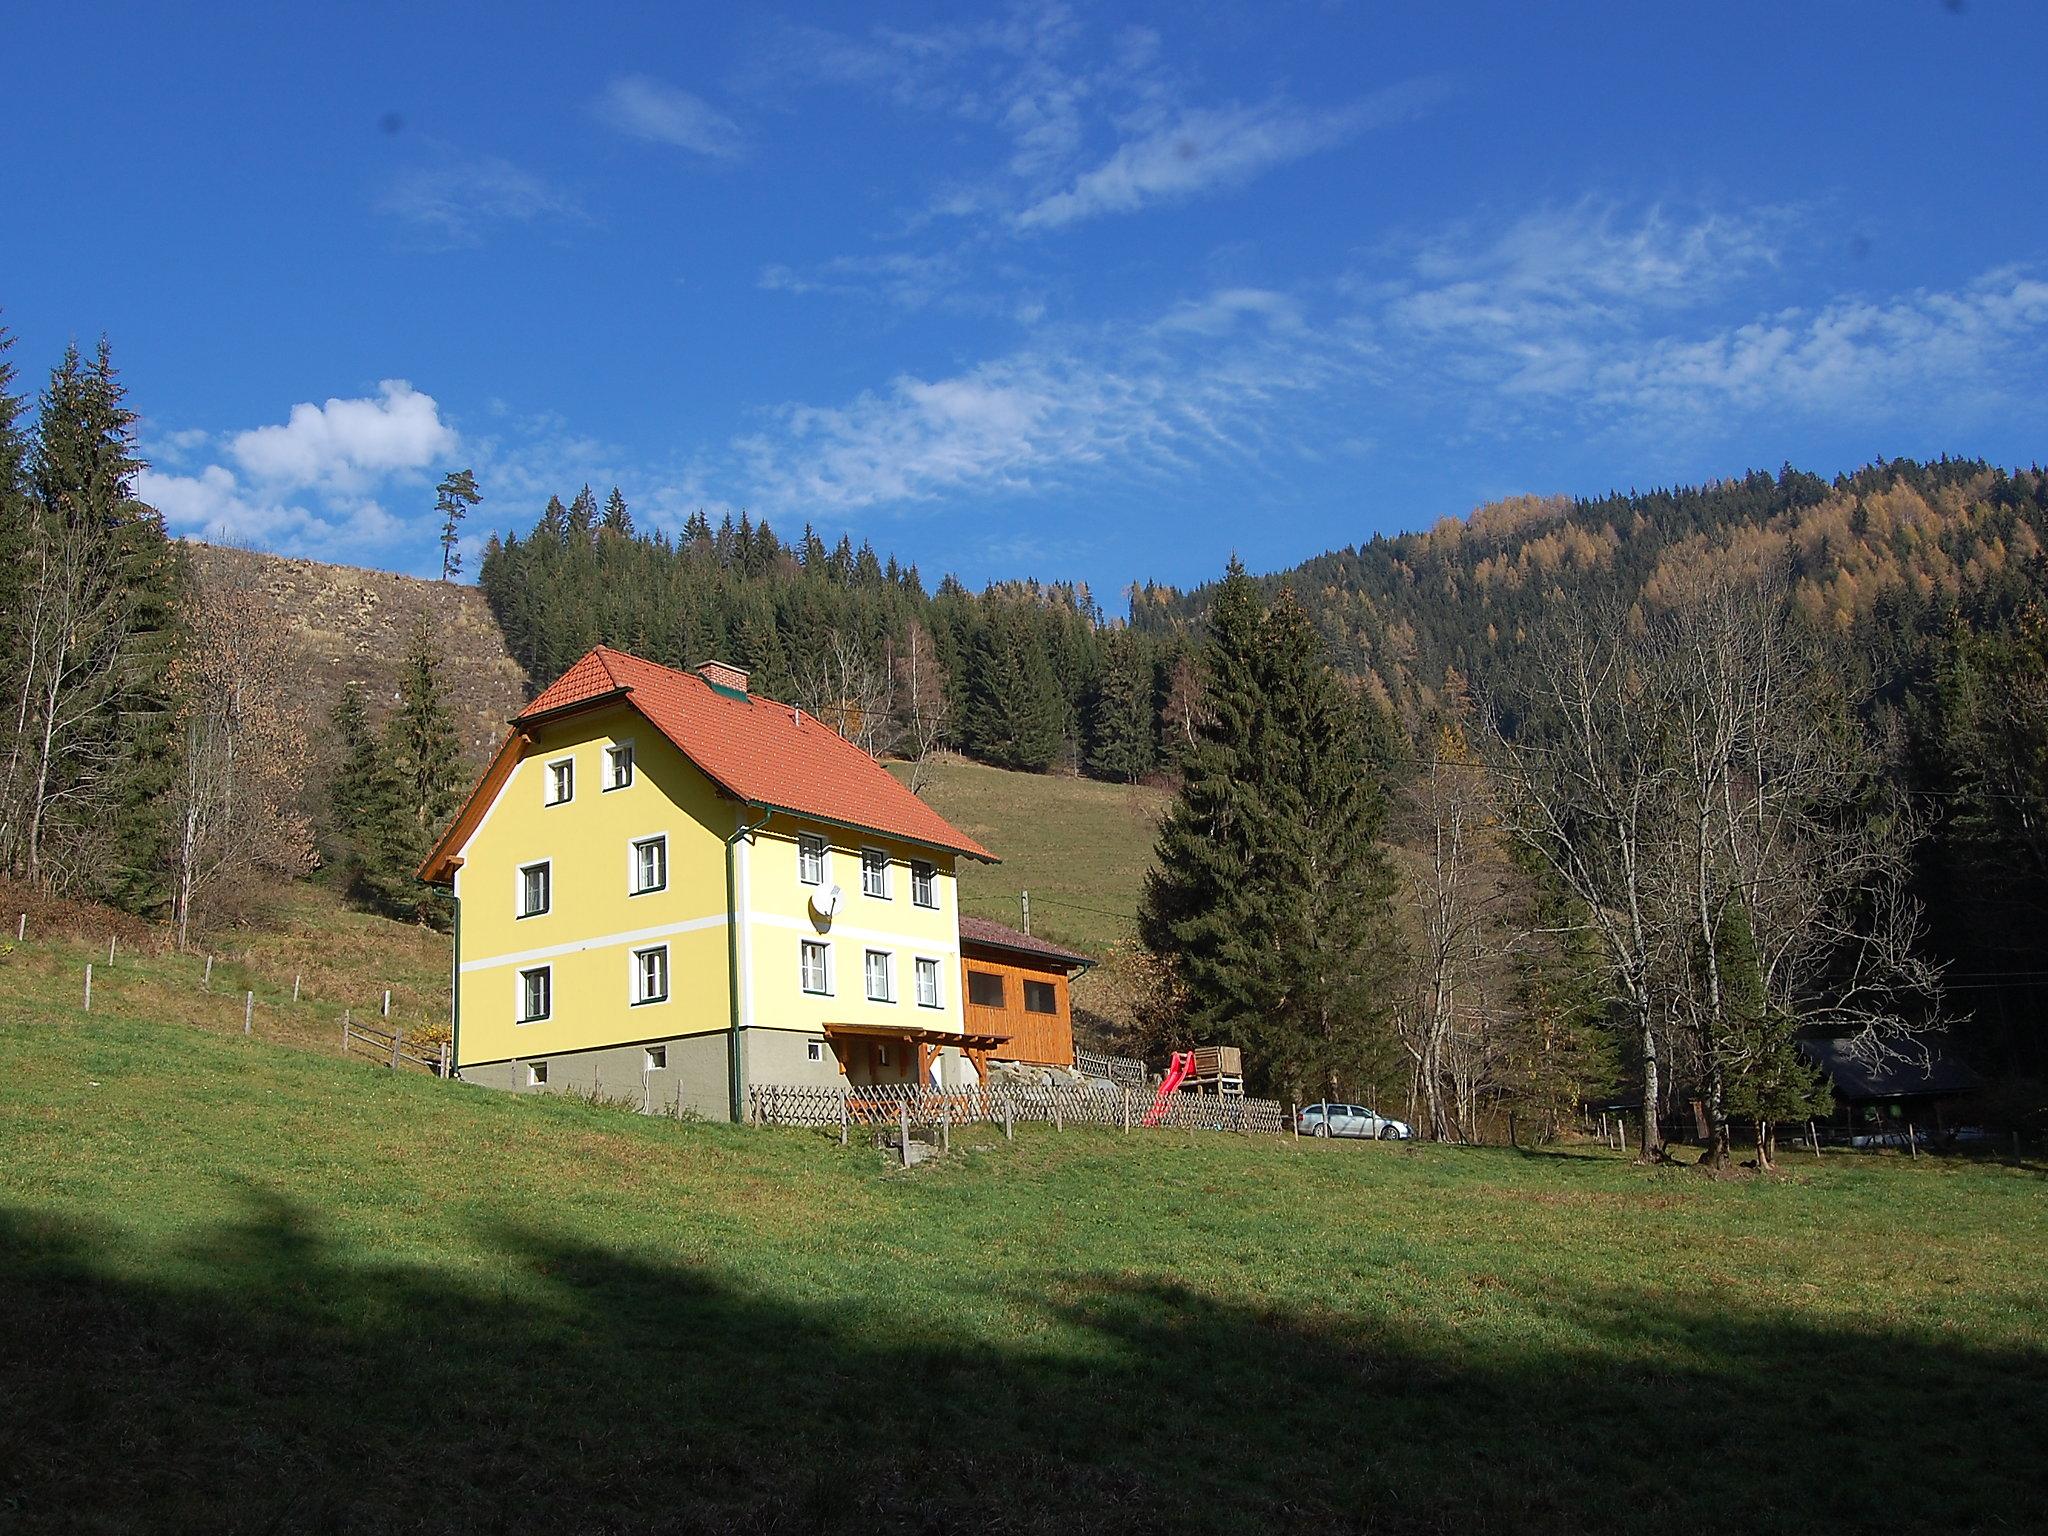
[1799,1037,1983,1100]
[957,916,1093,971]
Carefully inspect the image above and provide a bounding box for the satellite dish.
[810,883,843,921]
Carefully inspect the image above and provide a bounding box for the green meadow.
[2,919,2043,1534]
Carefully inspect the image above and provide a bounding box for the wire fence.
[748,1081,1287,1136]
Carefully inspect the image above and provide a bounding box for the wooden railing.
[1072,1048,1148,1088]
[747,1082,1286,1136]
[342,1014,450,1077]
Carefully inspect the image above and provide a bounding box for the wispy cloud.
[1016,80,1448,231]
[593,75,745,159]
[377,151,584,247]
[729,290,1355,515]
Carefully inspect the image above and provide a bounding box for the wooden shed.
[958,917,1094,1069]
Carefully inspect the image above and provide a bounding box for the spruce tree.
[601,486,634,540]
[567,484,599,543]
[326,683,416,916]
[388,619,462,841]
[434,468,481,580]
[1087,628,1155,782]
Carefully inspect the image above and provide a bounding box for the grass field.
[893,755,1167,957]
[3,922,2044,1534]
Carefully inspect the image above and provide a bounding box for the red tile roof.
[957,915,1093,969]
[516,646,995,862]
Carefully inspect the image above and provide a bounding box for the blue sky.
[5,1,2045,607]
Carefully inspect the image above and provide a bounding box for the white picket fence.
[747,1080,1287,1136]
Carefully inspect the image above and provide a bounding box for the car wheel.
[1378,1124,1401,1140]
[1312,1123,1330,1138]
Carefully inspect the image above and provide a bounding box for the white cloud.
[1154,287,1303,336]
[137,465,404,557]
[730,296,1354,515]
[230,381,458,490]
[593,75,745,159]
[377,152,584,246]
[1016,80,1447,230]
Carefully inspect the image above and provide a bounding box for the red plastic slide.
[1142,1051,1196,1126]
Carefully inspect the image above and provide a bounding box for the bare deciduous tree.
[889,619,949,795]
[795,629,893,757]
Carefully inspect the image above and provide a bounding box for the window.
[806,1039,824,1064]
[915,956,941,1009]
[546,758,574,805]
[605,742,634,790]
[1024,980,1058,1015]
[518,861,550,918]
[527,1061,547,1087]
[518,966,551,1023]
[864,949,894,1003]
[911,861,937,909]
[633,945,669,1005]
[632,835,667,894]
[800,940,831,996]
[861,848,890,899]
[798,833,826,886]
[967,970,1006,1008]
[645,1044,667,1071]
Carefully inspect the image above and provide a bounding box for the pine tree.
[536,494,569,544]
[1140,567,1400,1097]
[326,683,416,916]
[1087,627,1154,782]
[567,485,599,544]
[9,339,185,907]
[434,468,482,580]
[601,486,633,540]
[1139,558,1265,1037]
[388,619,462,841]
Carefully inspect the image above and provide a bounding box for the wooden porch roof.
[823,1022,1011,1050]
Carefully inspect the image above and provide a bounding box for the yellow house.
[420,645,1003,1120]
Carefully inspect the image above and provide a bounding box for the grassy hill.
[893,755,1168,957]
[2,919,2044,1533]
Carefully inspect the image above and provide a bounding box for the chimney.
[693,658,751,695]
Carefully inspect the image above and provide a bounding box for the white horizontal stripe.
[461,913,729,974]
[749,910,959,957]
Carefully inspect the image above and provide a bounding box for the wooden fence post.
[1291,1102,1300,1142]
[1907,1121,1918,1160]
[83,963,92,1012]
[382,989,391,1018]
[899,1101,912,1167]
[440,1039,450,1078]
[1809,1121,1822,1159]
[203,955,213,990]
[293,973,301,1003]
[390,1024,404,1070]
[839,1096,849,1148]
[341,1009,350,1054]
[243,990,253,1035]
[1003,1091,1014,1143]
[1053,1094,1063,1133]
[108,935,116,965]
[940,1110,951,1156]
[15,913,23,943]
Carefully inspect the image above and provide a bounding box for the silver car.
[1298,1102,1412,1140]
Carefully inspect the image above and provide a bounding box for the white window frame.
[800,939,832,997]
[910,861,938,909]
[605,740,635,791]
[805,1039,825,1064]
[517,965,552,1024]
[545,757,574,806]
[797,832,827,887]
[629,834,668,896]
[644,1044,667,1071]
[860,847,891,900]
[527,1061,548,1087]
[516,859,551,919]
[864,948,895,1004]
[632,944,669,1006]
[914,955,942,1010]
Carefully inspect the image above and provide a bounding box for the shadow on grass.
[0,1190,2042,1534]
